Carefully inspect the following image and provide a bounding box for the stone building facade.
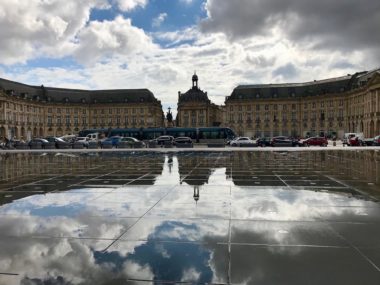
[1,69,379,141]
[176,74,222,127]
[0,78,163,140]
[224,69,380,138]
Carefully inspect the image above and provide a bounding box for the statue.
[166,107,173,123]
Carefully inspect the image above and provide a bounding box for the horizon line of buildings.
[1,69,380,140]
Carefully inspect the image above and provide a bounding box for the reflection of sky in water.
[0,151,379,284]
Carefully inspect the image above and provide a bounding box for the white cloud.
[0,0,108,64]
[152,13,168,28]
[74,15,155,65]
[116,0,148,11]
[0,0,376,111]
[179,0,194,4]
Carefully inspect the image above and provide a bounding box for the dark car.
[174,137,193,147]
[301,137,328,147]
[373,135,380,146]
[256,137,271,147]
[28,138,50,149]
[45,137,71,149]
[364,136,380,146]
[271,136,299,147]
[155,136,174,146]
[119,137,145,148]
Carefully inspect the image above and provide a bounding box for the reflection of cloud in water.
[232,187,375,221]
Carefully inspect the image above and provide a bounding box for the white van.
[86,133,100,142]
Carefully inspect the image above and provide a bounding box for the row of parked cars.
[101,136,193,148]
[343,133,380,146]
[228,136,329,147]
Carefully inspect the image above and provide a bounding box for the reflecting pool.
[0,151,379,284]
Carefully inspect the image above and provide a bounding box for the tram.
[78,127,236,143]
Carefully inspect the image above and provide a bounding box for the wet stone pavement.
[0,150,379,285]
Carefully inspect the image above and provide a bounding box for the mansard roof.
[226,69,379,102]
[0,78,160,104]
[179,86,211,103]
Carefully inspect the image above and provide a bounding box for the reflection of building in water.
[193,186,200,203]
[226,151,380,197]
[177,154,215,186]
[0,153,165,205]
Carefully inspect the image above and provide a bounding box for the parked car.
[28,138,50,149]
[343,132,364,146]
[155,136,174,146]
[101,136,122,148]
[256,137,272,147]
[349,136,364,146]
[174,137,193,146]
[271,136,299,147]
[119,137,145,148]
[373,135,380,146]
[230,137,257,147]
[59,135,77,144]
[45,137,71,149]
[75,137,90,148]
[301,137,328,147]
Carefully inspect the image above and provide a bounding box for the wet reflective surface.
[0,151,379,284]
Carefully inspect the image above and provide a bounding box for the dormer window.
[81,98,86,103]
[64,97,69,103]
[256,93,260,98]
[140,97,144,102]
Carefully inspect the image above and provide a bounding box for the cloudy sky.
[0,0,379,113]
